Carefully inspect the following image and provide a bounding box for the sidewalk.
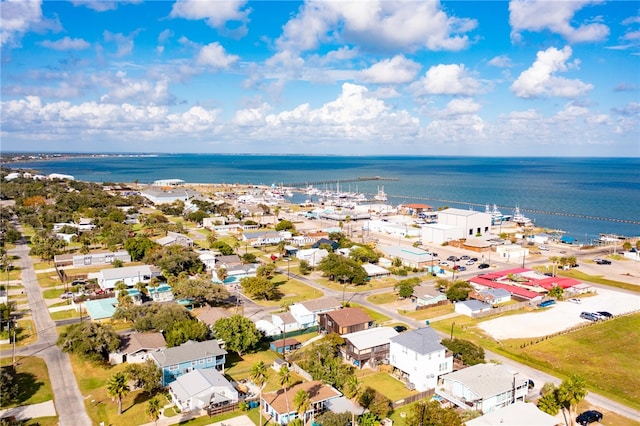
[0,400,57,421]
[138,410,254,426]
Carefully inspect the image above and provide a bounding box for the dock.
[284,176,398,188]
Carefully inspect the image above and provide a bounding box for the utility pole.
[12,315,16,366]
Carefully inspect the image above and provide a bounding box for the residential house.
[156,231,194,248]
[95,265,161,290]
[361,263,391,279]
[465,401,560,426]
[319,307,374,335]
[262,380,342,425]
[289,235,315,246]
[168,368,238,412]
[389,327,453,391]
[288,298,342,328]
[469,288,511,306]
[243,230,286,246]
[411,285,448,308]
[139,187,200,205]
[83,297,118,322]
[312,238,340,251]
[342,326,398,369]
[198,250,217,270]
[196,306,231,329]
[438,363,529,414]
[295,248,329,267]
[269,338,302,355]
[110,332,167,364]
[67,250,131,267]
[214,254,243,269]
[455,300,492,317]
[147,283,174,302]
[272,312,301,334]
[150,340,228,386]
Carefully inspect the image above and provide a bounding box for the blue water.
[8,155,640,243]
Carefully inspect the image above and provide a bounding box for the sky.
[1,0,639,157]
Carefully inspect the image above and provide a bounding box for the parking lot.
[478,287,640,340]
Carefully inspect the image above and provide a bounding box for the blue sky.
[1,0,639,156]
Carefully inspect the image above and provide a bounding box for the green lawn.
[347,303,391,324]
[556,269,640,293]
[249,275,323,307]
[357,371,416,402]
[431,313,640,410]
[367,291,398,305]
[0,356,54,407]
[0,319,38,350]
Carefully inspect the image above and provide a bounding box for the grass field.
[357,371,416,402]
[0,356,54,408]
[558,269,640,293]
[431,313,640,410]
[249,275,323,308]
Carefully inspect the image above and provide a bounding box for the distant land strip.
[285,176,399,186]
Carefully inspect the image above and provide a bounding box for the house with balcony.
[262,380,342,425]
[342,326,398,369]
[437,363,529,414]
[389,327,453,391]
[150,340,227,386]
[319,307,374,335]
[146,283,174,302]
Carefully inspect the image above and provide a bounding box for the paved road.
[5,229,92,426]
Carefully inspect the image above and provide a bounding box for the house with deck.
[168,368,238,412]
[319,307,373,335]
[342,326,398,369]
[150,340,227,386]
[262,380,342,425]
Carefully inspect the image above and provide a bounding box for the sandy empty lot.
[478,288,640,340]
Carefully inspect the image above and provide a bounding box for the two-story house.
[389,327,453,391]
[262,380,342,425]
[438,363,529,414]
[342,326,398,369]
[150,340,227,386]
[319,307,374,335]
[289,298,342,328]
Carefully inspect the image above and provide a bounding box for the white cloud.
[103,31,136,57]
[509,0,610,43]
[276,0,476,54]
[234,103,271,126]
[413,64,484,95]
[511,46,593,98]
[439,98,482,117]
[196,42,239,69]
[359,55,421,84]
[40,36,90,50]
[488,55,513,68]
[0,0,42,47]
[97,71,172,105]
[169,0,250,37]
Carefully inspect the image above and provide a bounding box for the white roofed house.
[389,327,453,391]
[96,265,161,290]
[242,230,287,247]
[271,312,301,334]
[168,368,238,413]
[437,363,529,414]
[342,326,398,369]
[379,246,435,269]
[156,231,193,248]
[288,297,342,329]
[295,248,329,267]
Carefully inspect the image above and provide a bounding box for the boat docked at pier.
[485,204,511,225]
[512,206,533,227]
[374,186,387,202]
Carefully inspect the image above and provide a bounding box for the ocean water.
[7,155,640,243]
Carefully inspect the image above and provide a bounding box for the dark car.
[393,325,407,333]
[594,258,611,265]
[596,311,613,318]
[527,379,535,390]
[576,410,603,425]
[478,263,490,269]
[447,255,458,262]
[580,312,599,322]
[457,266,467,272]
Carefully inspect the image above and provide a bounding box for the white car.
[568,298,581,304]
[439,261,450,266]
[466,260,475,265]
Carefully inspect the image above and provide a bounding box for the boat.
[374,186,387,202]
[485,204,511,225]
[512,206,533,227]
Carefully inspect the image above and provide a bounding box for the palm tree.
[107,372,130,415]
[273,206,281,225]
[558,375,587,425]
[278,364,293,424]
[250,361,270,426]
[293,389,310,425]
[146,397,161,425]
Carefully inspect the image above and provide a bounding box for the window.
[198,359,205,365]
[169,365,178,371]
[206,357,213,363]
[191,361,197,367]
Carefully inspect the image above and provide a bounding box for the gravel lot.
[478,288,640,340]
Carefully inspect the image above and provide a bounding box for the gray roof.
[459,300,492,311]
[441,364,526,399]
[389,327,444,355]
[299,297,342,312]
[465,401,558,426]
[343,327,398,350]
[151,340,227,367]
[100,264,154,280]
[479,288,511,298]
[169,368,235,402]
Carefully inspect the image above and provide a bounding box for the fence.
[265,326,319,341]
[471,300,536,319]
[392,389,434,408]
[415,300,450,311]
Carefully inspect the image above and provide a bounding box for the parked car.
[576,410,603,425]
[527,379,535,390]
[447,256,459,262]
[539,245,549,251]
[596,311,613,319]
[457,266,467,272]
[580,312,599,322]
[466,260,475,265]
[393,325,407,333]
[460,255,470,260]
[594,258,611,265]
[439,261,450,267]
[60,292,74,299]
[568,298,581,304]
[470,257,478,262]
[478,263,490,269]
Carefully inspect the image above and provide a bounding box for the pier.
[284,176,398,187]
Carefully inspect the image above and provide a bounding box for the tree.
[558,375,587,425]
[293,389,310,424]
[257,263,277,280]
[107,372,130,415]
[171,275,229,306]
[144,245,204,277]
[0,365,19,406]
[406,399,462,426]
[298,259,311,275]
[241,276,278,300]
[279,364,293,423]
[275,219,295,232]
[241,253,257,264]
[124,236,158,261]
[349,245,380,264]
[394,278,420,299]
[216,267,228,283]
[146,397,161,425]
[537,386,561,416]
[125,360,162,394]
[441,338,485,366]
[445,281,472,302]
[314,412,352,426]
[57,322,120,362]
[212,315,262,355]
[548,285,564,300]
[250,361,270,426]
[210,240,234,255]
[317,253,368,285]
[164,319,209,347]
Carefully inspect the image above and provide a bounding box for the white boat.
[374,186,387,202]
[512,206,533,227]
[485,204,511,225]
